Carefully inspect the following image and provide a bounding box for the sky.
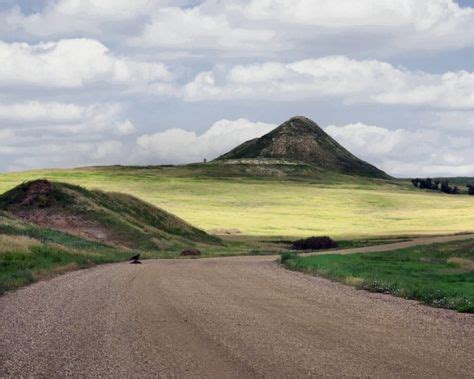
[0,0,474,177]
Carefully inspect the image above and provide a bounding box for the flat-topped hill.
[216,116,390,179]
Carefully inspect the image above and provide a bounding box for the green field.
[1,165,473,239]
[281,239,474,312]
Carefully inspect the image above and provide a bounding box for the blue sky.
[0,0,473,177]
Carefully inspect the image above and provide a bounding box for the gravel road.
[1,235,473,377]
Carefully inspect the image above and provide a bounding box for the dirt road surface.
[1,235,473,377]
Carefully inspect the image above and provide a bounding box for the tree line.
[411,178,474,195]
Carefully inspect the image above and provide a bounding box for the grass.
[0,212,132,294]
[0,180,221,251]
[0,209,414,295]
[0,165,473,239]
[1,164,473,295]
[281,239,474,312]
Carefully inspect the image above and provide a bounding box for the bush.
[291,236,338,250]
[280,252,297,264]
[441,180,452,194]
[180,248,201,256]
[467,184,474,196]
[411,178,440,191]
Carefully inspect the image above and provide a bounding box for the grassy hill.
[0,180,220,251]
[0,179,225,294]
[1,166,473,239]
[216,116,390,179]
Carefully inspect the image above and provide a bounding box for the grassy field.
[281,239,474,312]
[1,164,473,295]
[1,165,473,239]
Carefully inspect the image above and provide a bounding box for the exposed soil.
[12,208,112,243]
[18,179,52,206]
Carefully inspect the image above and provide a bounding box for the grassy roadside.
[0,212,133,295]
[281,239,474,312]
[1,211,409,296]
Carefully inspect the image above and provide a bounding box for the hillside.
[216,116,390,179]
[1,169,472,239]
[0,180,219,250]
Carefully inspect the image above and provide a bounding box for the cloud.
[0,39,171,88]
[4,1,474,56]
[0,100,136,171]
[1,140,125,172]
[0,0,164,38]
[431,110,474,131]
[0,101,136,135]
[0,128,15,141]
[325,122,474,177]
[0,101,84,122]
[238,0,474,53]
[135,118,276,163]
[0,0,472,177]
[183,56,474,109]
[129,6,276,51]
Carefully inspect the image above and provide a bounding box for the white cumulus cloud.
[129,6,276,51]
[135,118,276,163]
[0,101,136,135]
[183,56,474,109]
[325,122,474,177]
[0,39,172,88]
[3,0,474,56]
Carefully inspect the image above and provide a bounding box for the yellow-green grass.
[1,166,473,239]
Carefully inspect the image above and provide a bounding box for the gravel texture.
[1,235,473,377]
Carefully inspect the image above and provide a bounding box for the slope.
[0,180,220,250]
[216,116,390,179]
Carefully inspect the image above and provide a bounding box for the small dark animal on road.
[129,254,141,264]
[180,249,201,257]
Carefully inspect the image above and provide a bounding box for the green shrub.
[280,252,297,264]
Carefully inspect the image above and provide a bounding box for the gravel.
[1,235,473,377]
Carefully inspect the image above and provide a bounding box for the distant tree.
[433,179,440,191]
[441,180,452,194]
[411,178,420,188]
[452,186,460,195]
[419,178,439,190]
[467,184,474,195]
